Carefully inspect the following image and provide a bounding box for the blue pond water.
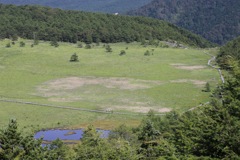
[34,129,110,141]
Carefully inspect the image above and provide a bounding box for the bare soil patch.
[171,64,206,70]
[36,77,162,102]
[158,108,172,112]
[111,105,171,113]
[170,79,206,87]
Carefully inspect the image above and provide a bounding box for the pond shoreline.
[34,129,111,143]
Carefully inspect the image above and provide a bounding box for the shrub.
[6,43,11,48]
[205,82,211,92]
[20,41,25,47]
[85,44,91,49]
[70,53,79,62]
[50,40,59,47]
[77,43,83,48]
[105,45,112,53]
[144,50,150,56]
[119,50,126,56]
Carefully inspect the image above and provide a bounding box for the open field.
[0,39,220,130]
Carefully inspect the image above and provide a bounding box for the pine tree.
[0,119,22,160]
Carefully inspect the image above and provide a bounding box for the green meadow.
[0,39,220,130]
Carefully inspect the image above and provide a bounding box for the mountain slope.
[128,0,240,44]
[0,4,214,47]
[217,36,240,68]
[0,0,152,13]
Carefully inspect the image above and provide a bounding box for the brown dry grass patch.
[36,77,166,113]
[171,64,206,70]
[170,79,206,87]
[37,77,162,98]
[111,105,171,113]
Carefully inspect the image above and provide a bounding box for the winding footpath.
[205,51,225,83]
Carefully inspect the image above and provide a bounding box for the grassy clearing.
[0,39,220,130]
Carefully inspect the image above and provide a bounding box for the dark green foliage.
[0,4,213,47]
[119,50,126,56]
[0,119,71,159]
[217,36,240,69]
[0,119,22,160]
[105,45,112,53]
[50,39,59,47]
[204,82,211,92]
[11,34,18,41]
[33,39,39,45]
[85,44,91,49]
[129,0,240,44]
[144,50,150,56]
[74,125,139,160]
[131,61,240,159]
[70,53,79,62]
[109,124,137,143]
[19,41,25,47]
[77,43,83,48]
[33,32,39,45]
[5,42,11,48]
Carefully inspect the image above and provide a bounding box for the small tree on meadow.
[105,45,112,53]
[6,43,11,48]
[85,44,91,49]
[19,41,25,47]
[144,50,150,56]
[70,53,79,62]
[119,50,126,56]
[34,39,39,45]
[205,82,211,92]
[77,43,83,48]
[50,39,59,47]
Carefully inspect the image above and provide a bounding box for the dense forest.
[0,0,152,14]
[0,4,214,48]
[128,0,240,45]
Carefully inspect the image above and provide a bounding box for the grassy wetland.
[0,39,220,131]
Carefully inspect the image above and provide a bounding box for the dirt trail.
[204,51,225,83]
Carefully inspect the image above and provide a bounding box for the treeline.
[128,0,240,45]
[0,4,214,48]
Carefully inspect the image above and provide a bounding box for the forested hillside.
[0,0,151,13]
[217,36,240,69]
[128,0,240,45]
[0,4,213,47]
